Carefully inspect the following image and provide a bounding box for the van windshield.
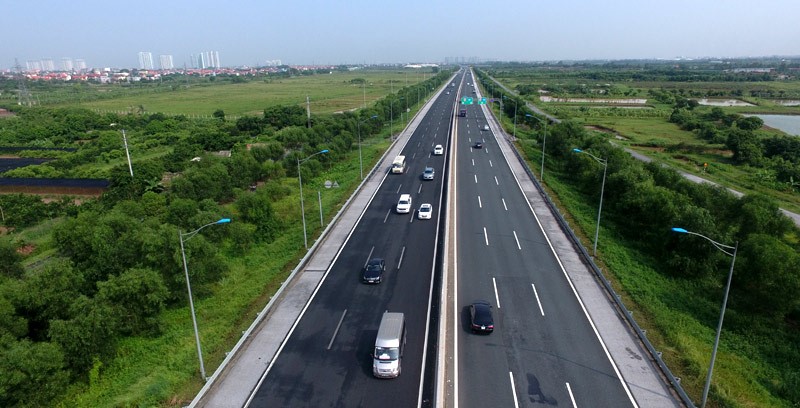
[374,347,399,361]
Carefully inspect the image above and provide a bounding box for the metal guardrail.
[504,136,696,408]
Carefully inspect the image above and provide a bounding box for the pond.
[695,98,755,107]
[747,114,800,136]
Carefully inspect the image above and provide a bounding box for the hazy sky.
[3,0,799,70]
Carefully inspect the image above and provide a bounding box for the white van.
[396,194,412,213]
[391,155,406,174]
[373,312,406,378]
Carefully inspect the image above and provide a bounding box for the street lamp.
[110,123,133,177]
[179,217,231,381]
[573,148,607,256]
[298,149,329,249]
[357,115,379,180]
[671,227,738,408]
[526,114,548,180]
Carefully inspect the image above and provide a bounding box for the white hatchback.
[418,203,432,220]
[433,145,444,155]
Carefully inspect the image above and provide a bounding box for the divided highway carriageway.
[193,68,683,408]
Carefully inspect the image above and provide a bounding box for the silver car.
[422,167,435,180]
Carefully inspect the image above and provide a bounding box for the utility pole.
[14,59,33,107]
[306,96,311,129]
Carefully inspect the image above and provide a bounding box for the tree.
[735,234,800,318]
[734,194,793,238]
[212,109,226,121]
[235,189,280,241]
[0,337,69,407]
[736,116,764,132]
[95,268,168,335]
[12,260,85,341]
[0,238,24,279]
[48,296,119,372]
[726,128,762,164]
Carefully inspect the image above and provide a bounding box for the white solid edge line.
[509,372,520,408]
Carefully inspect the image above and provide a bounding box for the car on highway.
[433,144,444,155]
[417,203,432,220]
[482,124,490,131]
[396,194,412,213]
[362,258,386,284]
[469,300,494,333]
[422,166,435,180]
[473,141,483,149]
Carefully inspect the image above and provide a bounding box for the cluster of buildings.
[25,58,87,72]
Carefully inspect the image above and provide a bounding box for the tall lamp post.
[179,217,231,381]
[110,123,134,177]
[526,114,548,180]
[357,115,379,180]
[573,148,607,256]
[298,149,329,249]
[509,98,519,140]
[671,227,737,408]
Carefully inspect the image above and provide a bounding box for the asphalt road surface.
[248,74,462,407]
[453,71,637,407]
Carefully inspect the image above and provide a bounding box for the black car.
[473,141,483,149]
[469,301,494,333]
[362,258,386,284]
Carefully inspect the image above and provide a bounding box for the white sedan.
[418,203,433,220]
[433,145,444,155]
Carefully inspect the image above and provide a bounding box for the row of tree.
[669,105,800,190]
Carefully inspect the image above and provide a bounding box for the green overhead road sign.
[460,97,474,105]
[479,97,487,105]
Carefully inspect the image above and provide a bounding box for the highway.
[453,71,637,407]
[247,72,463,407]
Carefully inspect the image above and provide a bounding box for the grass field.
[58,69,434,117]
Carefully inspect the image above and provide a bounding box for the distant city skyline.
[3,0,799,70]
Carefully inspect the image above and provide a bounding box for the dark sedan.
[469,301,494,333]
[473,141,483,149]
[362,258,386,284]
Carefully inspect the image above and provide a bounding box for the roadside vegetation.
[476,62,800,407]
[0,67,449,407]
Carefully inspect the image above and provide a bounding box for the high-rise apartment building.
[159,54,174,70]
[75,59,87,71]
[138,52,154,70]
[41,59,56,71]
[61,58,74,72]
[195,51,221,68]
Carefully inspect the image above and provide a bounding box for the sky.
[3,0,799,70]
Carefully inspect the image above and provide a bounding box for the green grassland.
[58,70,431,117]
